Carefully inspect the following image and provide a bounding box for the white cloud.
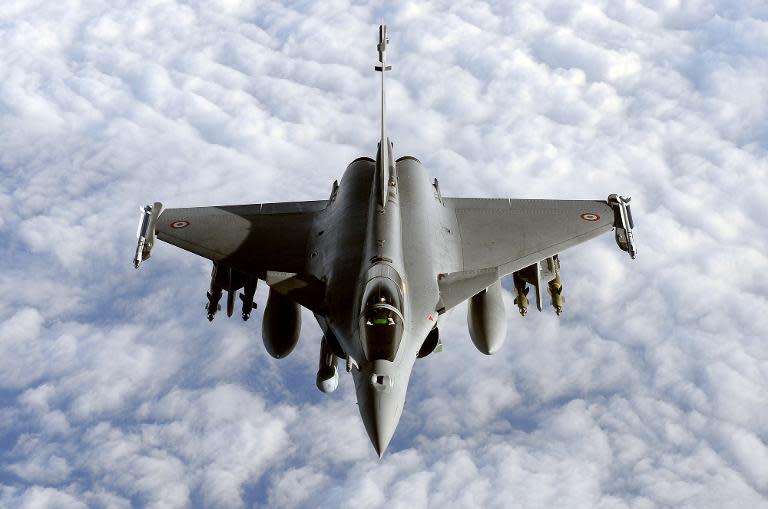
[1,0,767,508]
[0,485,89,509]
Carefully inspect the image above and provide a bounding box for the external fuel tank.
[467,280,506,355]
[262,288,301,359]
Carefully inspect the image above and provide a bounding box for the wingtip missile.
[133,202,163,269]
[608,194,637,259]
[133,202,162,268]
[133,205,151,269]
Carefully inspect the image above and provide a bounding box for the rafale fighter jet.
[134,25,636,457]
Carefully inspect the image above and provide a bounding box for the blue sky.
[1,1,767,508]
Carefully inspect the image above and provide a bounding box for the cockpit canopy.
[360,270,404,362]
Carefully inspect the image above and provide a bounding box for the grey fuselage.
[308,155,449,455]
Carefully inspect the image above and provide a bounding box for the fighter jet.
[134,25,637,458]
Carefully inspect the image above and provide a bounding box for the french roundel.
[170,220,190,229]
[580,213,600,222]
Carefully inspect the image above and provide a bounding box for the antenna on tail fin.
[374,25,394,208]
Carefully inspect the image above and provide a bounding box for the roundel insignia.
[170,220,190,229]
[580,213,600,222]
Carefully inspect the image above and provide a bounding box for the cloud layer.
[1,1,767,508]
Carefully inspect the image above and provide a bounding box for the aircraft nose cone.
[368,399,398,459]
[356,362,405,458]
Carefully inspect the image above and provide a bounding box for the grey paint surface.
[136,25,635,457]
